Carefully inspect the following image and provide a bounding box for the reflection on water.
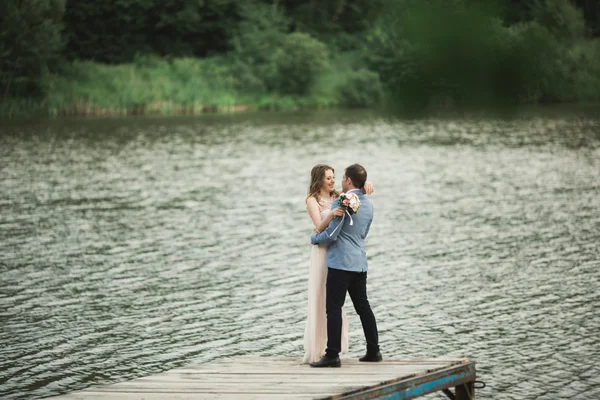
[1,108,600,399]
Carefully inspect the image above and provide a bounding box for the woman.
[303,164,373,363]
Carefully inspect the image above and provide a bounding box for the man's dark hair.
[345,164,367,189]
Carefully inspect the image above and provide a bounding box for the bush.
[273,33,329,95]
[338,69,382,107]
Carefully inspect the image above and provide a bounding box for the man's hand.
[311,232,319,245]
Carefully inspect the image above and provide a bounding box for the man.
[310,163,381,368]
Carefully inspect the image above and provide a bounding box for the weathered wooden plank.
[167,359,458,375]
[177,358,463,367]
[185,357,463,363]
[88,381,400,392]
[54,392,324,400]
[164,367,446,376]
[90,387,364,394]
[166,368,449,374]
[132,373,428,384]
[178,358,463,367]
[49,357,476,400]
[329,363,476,400]
[94,380,384,389]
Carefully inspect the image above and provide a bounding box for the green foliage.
[286,0,385,35]
[364,0,600,111]
[229,6,328,96]
[0,0,65,98]
[59,0,390,64]
[503,20,600,103]
[229,3,289,93]
[367,1,511,109]
[3,0,600,117]
[49,56,239,108]
[0,98,48,118]
[569,39,600,100]
[62,0,241,63]
[62,0,151,63]
[273,33,329,95]
[505,22,565,103]
[37,55,345,116]
[532,0,586,40]
[337,69,382,107]
[146,0,240,57]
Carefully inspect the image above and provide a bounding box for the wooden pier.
[50,356,476,399]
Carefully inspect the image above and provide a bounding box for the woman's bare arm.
[307,197,346,233]
[307,197,332,232]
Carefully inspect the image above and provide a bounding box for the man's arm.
[311,200,344,245]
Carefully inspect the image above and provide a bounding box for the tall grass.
[43,56,243,117]
[1,48,381,118]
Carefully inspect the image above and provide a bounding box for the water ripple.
[1,109,599,399]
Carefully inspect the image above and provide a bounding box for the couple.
[303,163,381,368]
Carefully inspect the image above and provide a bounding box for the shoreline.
[53,102,252,118]
[1,100,599,121]
[0,97,342,120]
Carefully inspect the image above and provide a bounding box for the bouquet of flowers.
[338,192,360,215]
[327,192,360,237]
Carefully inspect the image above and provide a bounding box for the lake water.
[1,108,599,399]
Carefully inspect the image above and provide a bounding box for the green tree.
[280,0,384,35]
[62,0,242,63]
[365,0,572,110]
[274,32,328,95]
[532,0,586,40]
[229,3,289,92]
[62,0,152,63]
[0,0,65,97]
[231,5,329,96]
[146,0,241,57]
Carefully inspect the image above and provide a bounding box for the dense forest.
[1,0,600,116]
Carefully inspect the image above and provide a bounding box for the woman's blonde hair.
[306,164,339,204]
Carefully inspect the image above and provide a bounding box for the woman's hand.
[363,181,375,195]
[333,207,345,217]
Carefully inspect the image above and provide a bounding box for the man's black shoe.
[310,355,341,368]
[359,351,382,362]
